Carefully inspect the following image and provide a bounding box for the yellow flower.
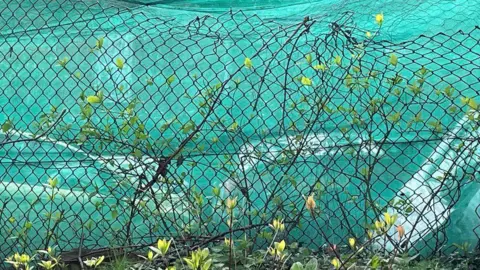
[224,237,231,246]
[367,230,374,239]
[147,250,154,261]
[83,256,105,268]
[375,220,385,232]
[86,95,102,104]
[366,31,372,38]
[38,260,56,270]
[384,212,397,227]
[244,57,253,69]
[301,76,312,86]
[157,239,172,256]
[274,240,286,253]
[375,13,384,26]
[18,254,30,264]
[270,219,285,232]
[313,63,327,71]
[348,238,356,249]
[115,57,124,69]
[305,194,316,212]
[225,197,237,211]
[48,177,58,188]
[305,194,316,213]
[331,257,340,269]
[396,225,405,240]
[14,253,21,262]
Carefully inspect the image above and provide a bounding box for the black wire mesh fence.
[0,0,480,264]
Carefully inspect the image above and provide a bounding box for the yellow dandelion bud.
[366,31,372,38]
[305,194,316,212]
[384,212,397,227]
[115,57,124,69]
[375,220,385,232]
[375,13,384,26]
[244,57,252,69]
[348,238,356,249]
[157,239,172,256]
[147,250,154,261]
[367,230,374,239]
[224,237,231,246]
[225,197,237,211]
[331,257,340,269]
[270,219,285,232]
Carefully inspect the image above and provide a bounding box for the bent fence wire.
[0,0,480,262]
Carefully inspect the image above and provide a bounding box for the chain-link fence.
[0,0,480,265]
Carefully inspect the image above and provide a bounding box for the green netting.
[0,0,480,265]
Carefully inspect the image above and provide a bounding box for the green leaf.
[228,122,239,132]
[428,120,442,133]
[201,259,212,270]
[460,97,477,110]
[166,75,175,85]
[115,57,124,69]
[389,53,398,66]
[444,85,454,98]
[334,55,342,66]
[111,209,119,219]
[305,53,312,64]
[360,167,369,177]
[387,112,401,123]
[408,83,422,95]
[96,37,104,49]
[1,120,12,133]
[133,149,142,159]
[305,258,318,270]
[301,76,312,86]
[86,95,102,104]
[57,57,69,68]
[212,187,220,197]
[290,262,304,270]
[182,121,195,134]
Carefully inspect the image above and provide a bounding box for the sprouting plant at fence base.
[183,248,212,270]
[83,256,105,269]
[5,247,65,270]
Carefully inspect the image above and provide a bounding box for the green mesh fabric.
[0,0,480,262]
